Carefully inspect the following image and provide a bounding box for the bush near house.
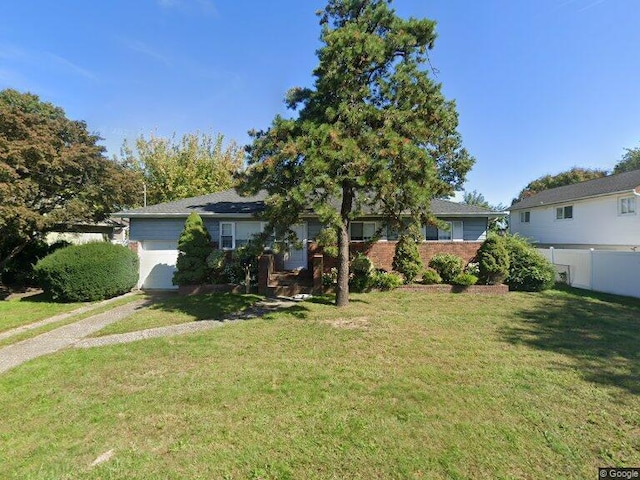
[1,240,69,288]
[173,212,213,286]
[476,233,510,285]
[34,243,138,302]
[428,253,464,284]
[422,267,442,285]
[349,253,376,292]
[392,233,424,284]
[503,234,555,292]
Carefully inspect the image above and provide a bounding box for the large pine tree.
[241,0,474,306]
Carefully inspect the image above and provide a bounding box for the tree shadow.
[144,292,263,321]
[500,286,640,395]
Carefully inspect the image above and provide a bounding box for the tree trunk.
[335,185,353,307]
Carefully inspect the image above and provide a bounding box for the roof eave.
[510,188,639,211]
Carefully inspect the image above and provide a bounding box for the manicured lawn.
[0,288,638,479]
[0,294,86,333]
[93,292,262,336]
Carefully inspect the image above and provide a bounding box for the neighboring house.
[114,189,502,289]
[45,218,129,246]
[510,169,640,250]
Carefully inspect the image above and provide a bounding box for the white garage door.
[139,241,179,290]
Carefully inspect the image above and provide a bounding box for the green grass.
[0,293,86,333]
[0,294,143,348]
[0,288,638,479]
[93,292,262,336]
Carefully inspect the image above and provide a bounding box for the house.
[114,189,502,289]
[45,218,129,246]
[509,169,640,250]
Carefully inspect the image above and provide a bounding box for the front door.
[283,223,308,270]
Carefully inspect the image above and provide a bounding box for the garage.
[138,241,179,290]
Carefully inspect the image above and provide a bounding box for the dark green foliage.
[514,167,608,203]
[172,213,213,286]
[392,234,424,284]
[206,250,227,284]
[477,234,510,285]
[451,272,478,286]
[349,253,375,292]
[371,271,404,290]
[222,240,265,292]
[428,253,464,284]
[1,240,69,287]
[613,147,640,174]
[503,235,555,292]
[422,268,442,285]
[34,242,138,302]
[240,0,474,306]
[316,227,338,258]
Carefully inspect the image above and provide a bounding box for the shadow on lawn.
[501,286,640,395]
[145,292,263,321]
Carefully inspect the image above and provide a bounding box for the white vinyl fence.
[537,248,640,299]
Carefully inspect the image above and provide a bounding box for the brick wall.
[309,241,483,272]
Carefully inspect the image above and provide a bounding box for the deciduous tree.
[0,89,139,278]
[513,167,607,203]
[613,147,640,174]
[241,0,474,306]
[120,132,243,206]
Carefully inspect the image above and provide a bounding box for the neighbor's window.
[556,205,573,220]
[220,222,235,249]
[520,211,530,223]
[350,222,376,241]
[620,197,636,215]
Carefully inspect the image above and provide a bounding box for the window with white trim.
[556,205,573,220]
[220,222,234,249]
[619,197,636,215]
[438,222,452,241]
[350,222,376,241]
[520,211,530,223]
[235,221,263,247]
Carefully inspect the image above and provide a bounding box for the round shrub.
[428,253,464,283]
[34,242,138,302]
[476,233,510,285]
[371,271,404,290]
[451,272,478,286]
[503,234,556,292]
[392,234,424,283]
[350,253,375,292]
[422,268,442,285]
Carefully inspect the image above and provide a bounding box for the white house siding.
[512,194,640,248]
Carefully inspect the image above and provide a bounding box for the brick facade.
[309,241,483,272]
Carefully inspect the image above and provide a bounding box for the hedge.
[35,242,138,302]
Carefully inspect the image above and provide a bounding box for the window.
[438,222,452,241]
[350,222,376,241]
[620,197,637,215]
[235,222,262,247]
[386,225,399,241]
[556,205,573,220]
[220,222,234,249]
[520,211,530,223]
[424,221,463,241]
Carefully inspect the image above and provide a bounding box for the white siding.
[512,194,640,247]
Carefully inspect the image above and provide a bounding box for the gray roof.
[510,169,640,211]
[115,188,501,218]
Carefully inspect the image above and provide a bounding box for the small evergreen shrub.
[503,234,556,292]
[34,242,138,302]
[371,271,404,290]
[350,253,375,292]
[392,233,424,283]
[476,233,510,285]
[428,253,464,283]
[451,272,478,286]
[173,212,213,285]
[422,268,442,285]
[206,250,227,283]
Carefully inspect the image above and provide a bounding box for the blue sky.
[1,0,639,206]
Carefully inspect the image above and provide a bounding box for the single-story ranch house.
[115,189,503,289]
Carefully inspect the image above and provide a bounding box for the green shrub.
[1,240,70,287]
[371,271,404,290]
[503,234,555,292]
[428,253,464,283]
[451,272,478,286]
[173,212,213,286]
[349,253,375,292]
[477,233,510,285]
[322,267,338,287]
[422,268,442,285]
[34,242,138,302]
[392,234,424,283]
[206,250,227,283]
